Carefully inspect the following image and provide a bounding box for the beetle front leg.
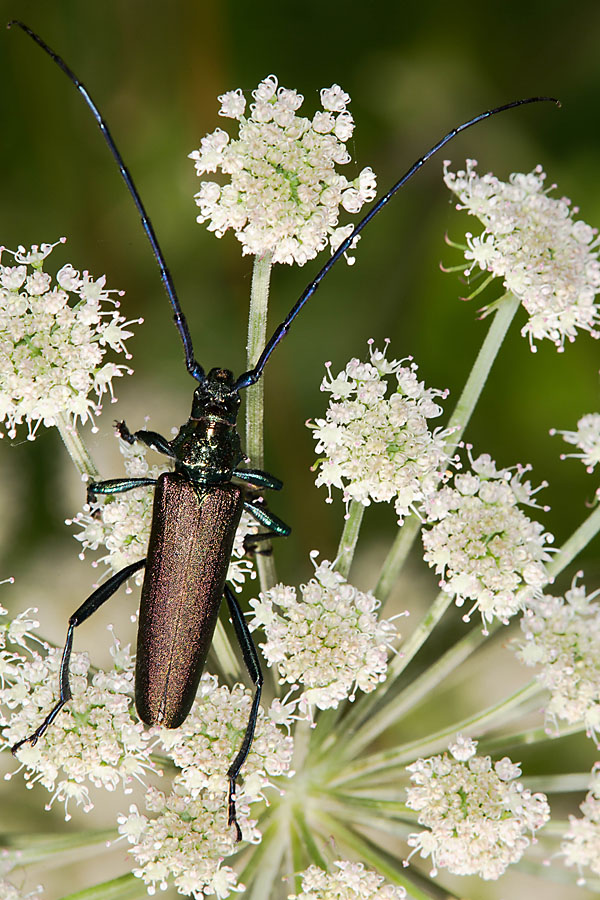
[117,421,175,458]
[11,558,146,754]
[224,584,263,842]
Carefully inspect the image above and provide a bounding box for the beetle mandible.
[7,20,557,840]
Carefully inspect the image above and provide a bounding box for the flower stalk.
[245,252,277,592]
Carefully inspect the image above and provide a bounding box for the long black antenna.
[8,20,205,384]
[234,95,559,391]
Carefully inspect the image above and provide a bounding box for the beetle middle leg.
[234,468,291,552]
[243,497,291,553]
[11,558,146,754]
[223,583,263,842]
[87,476,157,504]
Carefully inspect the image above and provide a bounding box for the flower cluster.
[288,860,406,900]
[444,160,600,350]
[516,577,600,741]
[405,736,550,879]
[561,765,600,883]
[0,878,43,900]
[70,432,255,590]
[309,342,450,523]
[248,554,399,715]
[189,75,376,265]
[2,619,154,819]
[551,412,600,475]
[118,674,294,899]
[422,450,553,629]
[0,240,139,439]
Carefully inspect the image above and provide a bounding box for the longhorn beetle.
[7,20,557,840]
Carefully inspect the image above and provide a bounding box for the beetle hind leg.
[224,584,263,842]
[11,558,146,754]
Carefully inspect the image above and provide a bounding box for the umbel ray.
[7,20,558,840]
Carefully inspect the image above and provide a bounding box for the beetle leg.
[11,558,146,755]
[117,421,175,458]
[87,477,157,504]
[224,584,264,842]
[242,498,291,553]
[233,467,283,491]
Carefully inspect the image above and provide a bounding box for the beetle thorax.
[170,369,244,484]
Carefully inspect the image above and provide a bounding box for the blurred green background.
[0,1,599,898]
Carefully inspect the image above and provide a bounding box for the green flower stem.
[236,810,279,883]
[335,500,365,578]
[322,797,413,839]
[322,590,456,757]
[375,513,421,601]
[212,619,243,681]
[1,830,116,867]
[291,717,313,781]
[547,502,600,579]
[444,290,520,455]
[60,874,145,900]
[55,412,100,480]
[289,816,307,896]
[324,791,413,825]
[481,720,584,756]
[523,773,594,793]
[335,614,493,761]
[245,810,288,900]
[375,291,520,604]
[388,590,453,680]
[245,253,273,469]
[329,679,542,786]
[292,807,329,870]
[245,252,277,592]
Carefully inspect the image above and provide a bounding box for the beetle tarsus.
[228,784,243,842]
[11,732,39,754]
[116,420,135,444]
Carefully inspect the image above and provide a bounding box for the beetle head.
[191,368,240,423]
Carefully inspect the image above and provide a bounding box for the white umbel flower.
[405,737,550,879]
[118,674,293,899]
[309,341,451,523]
[69,431,255,590]
[551,412,600,474]
[189,75,376,265]
[288,860,407,899]
[248,554,400,715]
[444,160,600,351]
[2,622,154,820]
[422,450,553,630]
[561,764,600,883]
[0,239,139,438]
[516,576,600,741]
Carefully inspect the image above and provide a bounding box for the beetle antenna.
[234,95,560,391]
[8,20,206,384]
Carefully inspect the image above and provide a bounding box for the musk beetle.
[7,20,557,840]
